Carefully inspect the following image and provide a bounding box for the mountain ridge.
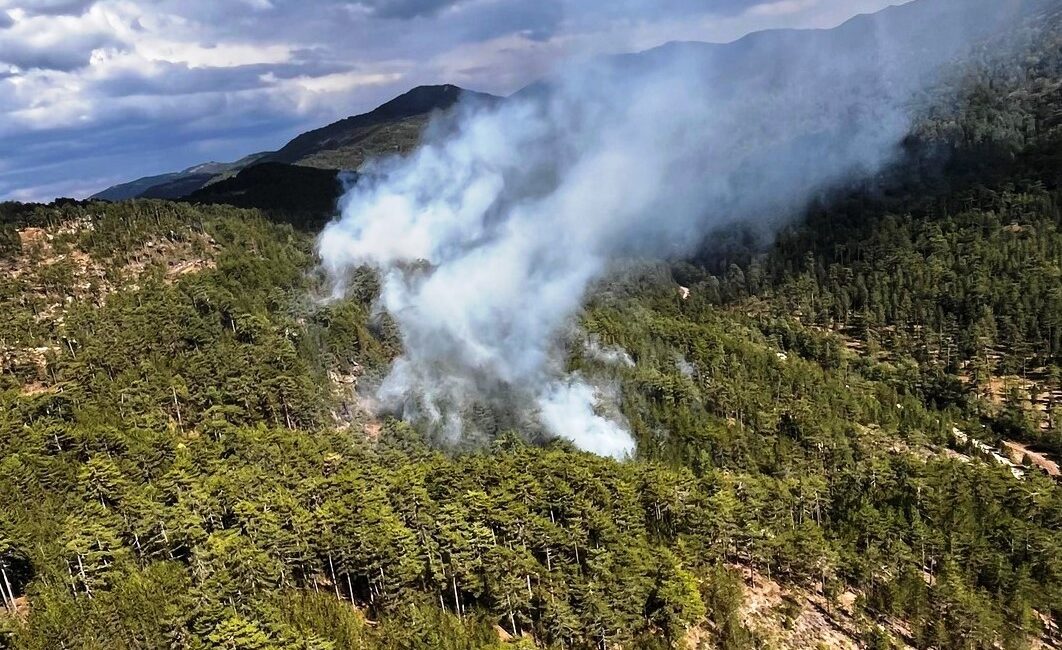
[90,152,272,201]
[90,85,498,201]
[262,84,499,167]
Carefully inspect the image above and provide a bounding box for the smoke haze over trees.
[317,0,1052,456]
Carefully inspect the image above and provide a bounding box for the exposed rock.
[737,569,912,650]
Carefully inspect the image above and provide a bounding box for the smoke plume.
[317,0,1042,457]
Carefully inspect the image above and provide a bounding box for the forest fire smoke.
[317,0,1036,457]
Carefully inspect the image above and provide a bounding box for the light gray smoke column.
[317,0,1044,457]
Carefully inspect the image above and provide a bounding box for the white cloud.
[748,0,820,17]
[284,69,406,94]
[136,40,294,68]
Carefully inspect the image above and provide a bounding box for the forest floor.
[1004,440,1061,477]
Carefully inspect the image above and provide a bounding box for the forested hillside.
[1,199,1059,650]
[2,4,1062,650]
[739,10,1062,460]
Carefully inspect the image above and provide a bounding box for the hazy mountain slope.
[94,0,1054,205]
[90,170,197,202]
[90,153,269,201]
[134,172,222,200]
[603,0,1060,145]
[637,0,1056,75]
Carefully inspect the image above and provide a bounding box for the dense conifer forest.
[2,8,1062,650]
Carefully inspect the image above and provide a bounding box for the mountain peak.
[264,84,499,166]
[369,84,469,121]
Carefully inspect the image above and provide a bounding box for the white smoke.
[539,378,632,459]
[317,1,1036,458]
[584,336,636,369]
[675,355,697,379]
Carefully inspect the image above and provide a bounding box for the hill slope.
[184,162,344,228]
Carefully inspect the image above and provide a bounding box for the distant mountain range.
[90,85,498,202]
[91,0,1058,210]
[92,153,273,201]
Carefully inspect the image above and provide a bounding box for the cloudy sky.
[0,0,907,202]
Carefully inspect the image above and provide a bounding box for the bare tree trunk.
[328,553,341,599]
[66,562,77,597]
[452,573,462,618]
[161,522,174,559]
[76,554,92,598]
[172,386,183,429]
[507,595,517,638]
[0,565,15,612]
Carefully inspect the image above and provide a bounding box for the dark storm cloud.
[355,0,463,19]
[94,60,349,97]
[2,100,303,164]
[355,0,766,22]
[454,0,564,42]
[608,0,773,17]
[0,84,313,199]
[6,0,97,15]
[0,31,119,71]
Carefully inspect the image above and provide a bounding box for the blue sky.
[0,0,906,201]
